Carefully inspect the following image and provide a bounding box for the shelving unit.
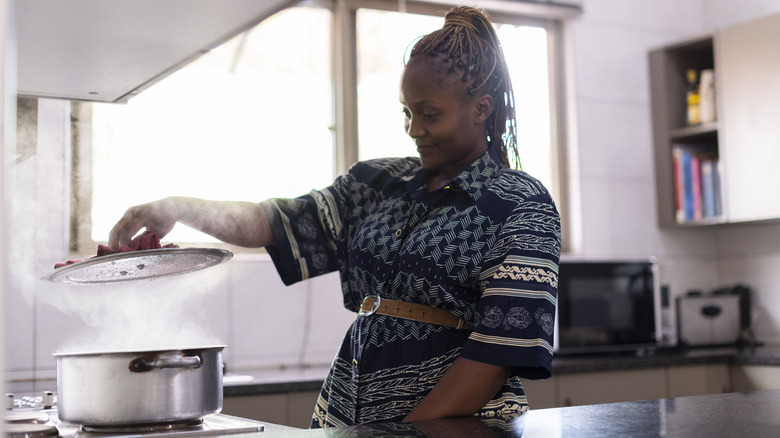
[650,35,724,228]
[650,11,780,228]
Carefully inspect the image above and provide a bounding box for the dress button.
[352,359,359,368]
[394,228,403,238]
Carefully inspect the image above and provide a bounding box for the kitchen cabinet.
[519,377,557,409]
[730,365,780,392]
[649,11,780,227]
[528,364,731,408]
[668,364,730,397]
[16,0,295,103]
[715,13,780,222]
[223,390,319,429]
[557,368,668,406]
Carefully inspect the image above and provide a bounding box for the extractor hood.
[15,0,296,103]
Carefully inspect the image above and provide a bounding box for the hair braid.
[408,7,520,169]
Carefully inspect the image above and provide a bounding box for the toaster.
[677,294,742,346]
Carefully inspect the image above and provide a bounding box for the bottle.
[686,69,700,126]
[699,69,716,123]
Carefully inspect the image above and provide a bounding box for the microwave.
[554,260,665,355]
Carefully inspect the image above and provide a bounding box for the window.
[74,1,573,253]
[79,6,334,248]
[356,8,555,192]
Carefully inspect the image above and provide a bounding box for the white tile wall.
[571,24,650,103]
[703,0,780,29]
[7,1,780,388]
[576,100,654,181]
[2,98,356,385]
[570,0,780,347]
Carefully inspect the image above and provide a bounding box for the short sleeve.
[460,191,561,380]
[261,175,351,285]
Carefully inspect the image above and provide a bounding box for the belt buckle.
[359,295,381,316]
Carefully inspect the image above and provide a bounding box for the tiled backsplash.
[7,0,780,395]
[2,99,354,392]
[6,251,354,392]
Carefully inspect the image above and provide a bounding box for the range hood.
[16,0,296,103]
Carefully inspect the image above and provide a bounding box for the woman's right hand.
[108,198,179,250]
[107,196,275,250]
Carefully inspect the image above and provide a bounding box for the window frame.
[72,0,576,254]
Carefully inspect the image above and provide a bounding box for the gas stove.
[5,392,265,437]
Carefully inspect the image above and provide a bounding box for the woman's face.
[399,57,491,179]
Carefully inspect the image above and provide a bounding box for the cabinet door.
[520,377,558,409]
[730,365,780,392]
[557,368,667,407]
[667,364,730,397]
[717,12,780,222]
[222,391,319,429]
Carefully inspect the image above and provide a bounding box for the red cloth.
[96,230,175,256]
[54,231,176,269]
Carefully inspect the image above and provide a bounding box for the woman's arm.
[403,357,511,422]
[108,196,275,249]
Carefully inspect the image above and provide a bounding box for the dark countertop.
[511,389,780,438]
[551,344,780,373]
[226,389,780,437]
[224,345,780,397]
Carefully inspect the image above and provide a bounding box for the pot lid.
[53,344,226,357]
[41,248,233,285]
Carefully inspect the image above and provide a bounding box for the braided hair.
[408,6,520,169]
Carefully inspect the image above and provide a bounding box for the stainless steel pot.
[55,345,224,426]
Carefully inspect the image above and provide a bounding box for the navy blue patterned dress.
[262,146,561,428]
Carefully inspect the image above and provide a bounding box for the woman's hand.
[403,357,511,422]
[109,198,179,249]
[108,196,275,250]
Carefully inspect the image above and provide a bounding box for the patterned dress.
[262,146,561,428]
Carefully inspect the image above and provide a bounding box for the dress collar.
[407,146,506,202]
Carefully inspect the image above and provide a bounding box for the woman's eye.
[423,112,437,120]
[401,108,411,118]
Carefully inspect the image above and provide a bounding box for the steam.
[38,266,228,353]
[6,98,229,359]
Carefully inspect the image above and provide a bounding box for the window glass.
[89,7,334,244]
[355,10,441,161]
[356,9,554,192]
[82,4,564,249]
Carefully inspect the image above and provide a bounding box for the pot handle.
[129,355,202,373]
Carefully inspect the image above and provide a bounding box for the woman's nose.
[405,117,423,138]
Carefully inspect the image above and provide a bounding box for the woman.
[109,6,561,428]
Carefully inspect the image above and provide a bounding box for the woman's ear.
[474,94,493,124]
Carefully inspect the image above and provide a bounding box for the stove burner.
[79,419,204,434]
[5,409,51,424]
[6,422,60,438]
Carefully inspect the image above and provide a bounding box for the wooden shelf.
[669,122,719,141]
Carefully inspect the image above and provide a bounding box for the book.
[691,154,702,220]
[673,147,685,223]
[714,160,723,217]
[701,159,716,218]
[672,144,719,223]
[682,149,694,222]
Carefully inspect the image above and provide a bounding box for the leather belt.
[358,295,473,330]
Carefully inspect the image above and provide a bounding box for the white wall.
[569,0,780,345]
[3,101,353,393]
[1,0,10,427]
[6,0,780,392]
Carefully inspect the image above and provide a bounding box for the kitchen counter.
[551,344,780,373]
[223,345,780,397]
[228,389,780,437]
